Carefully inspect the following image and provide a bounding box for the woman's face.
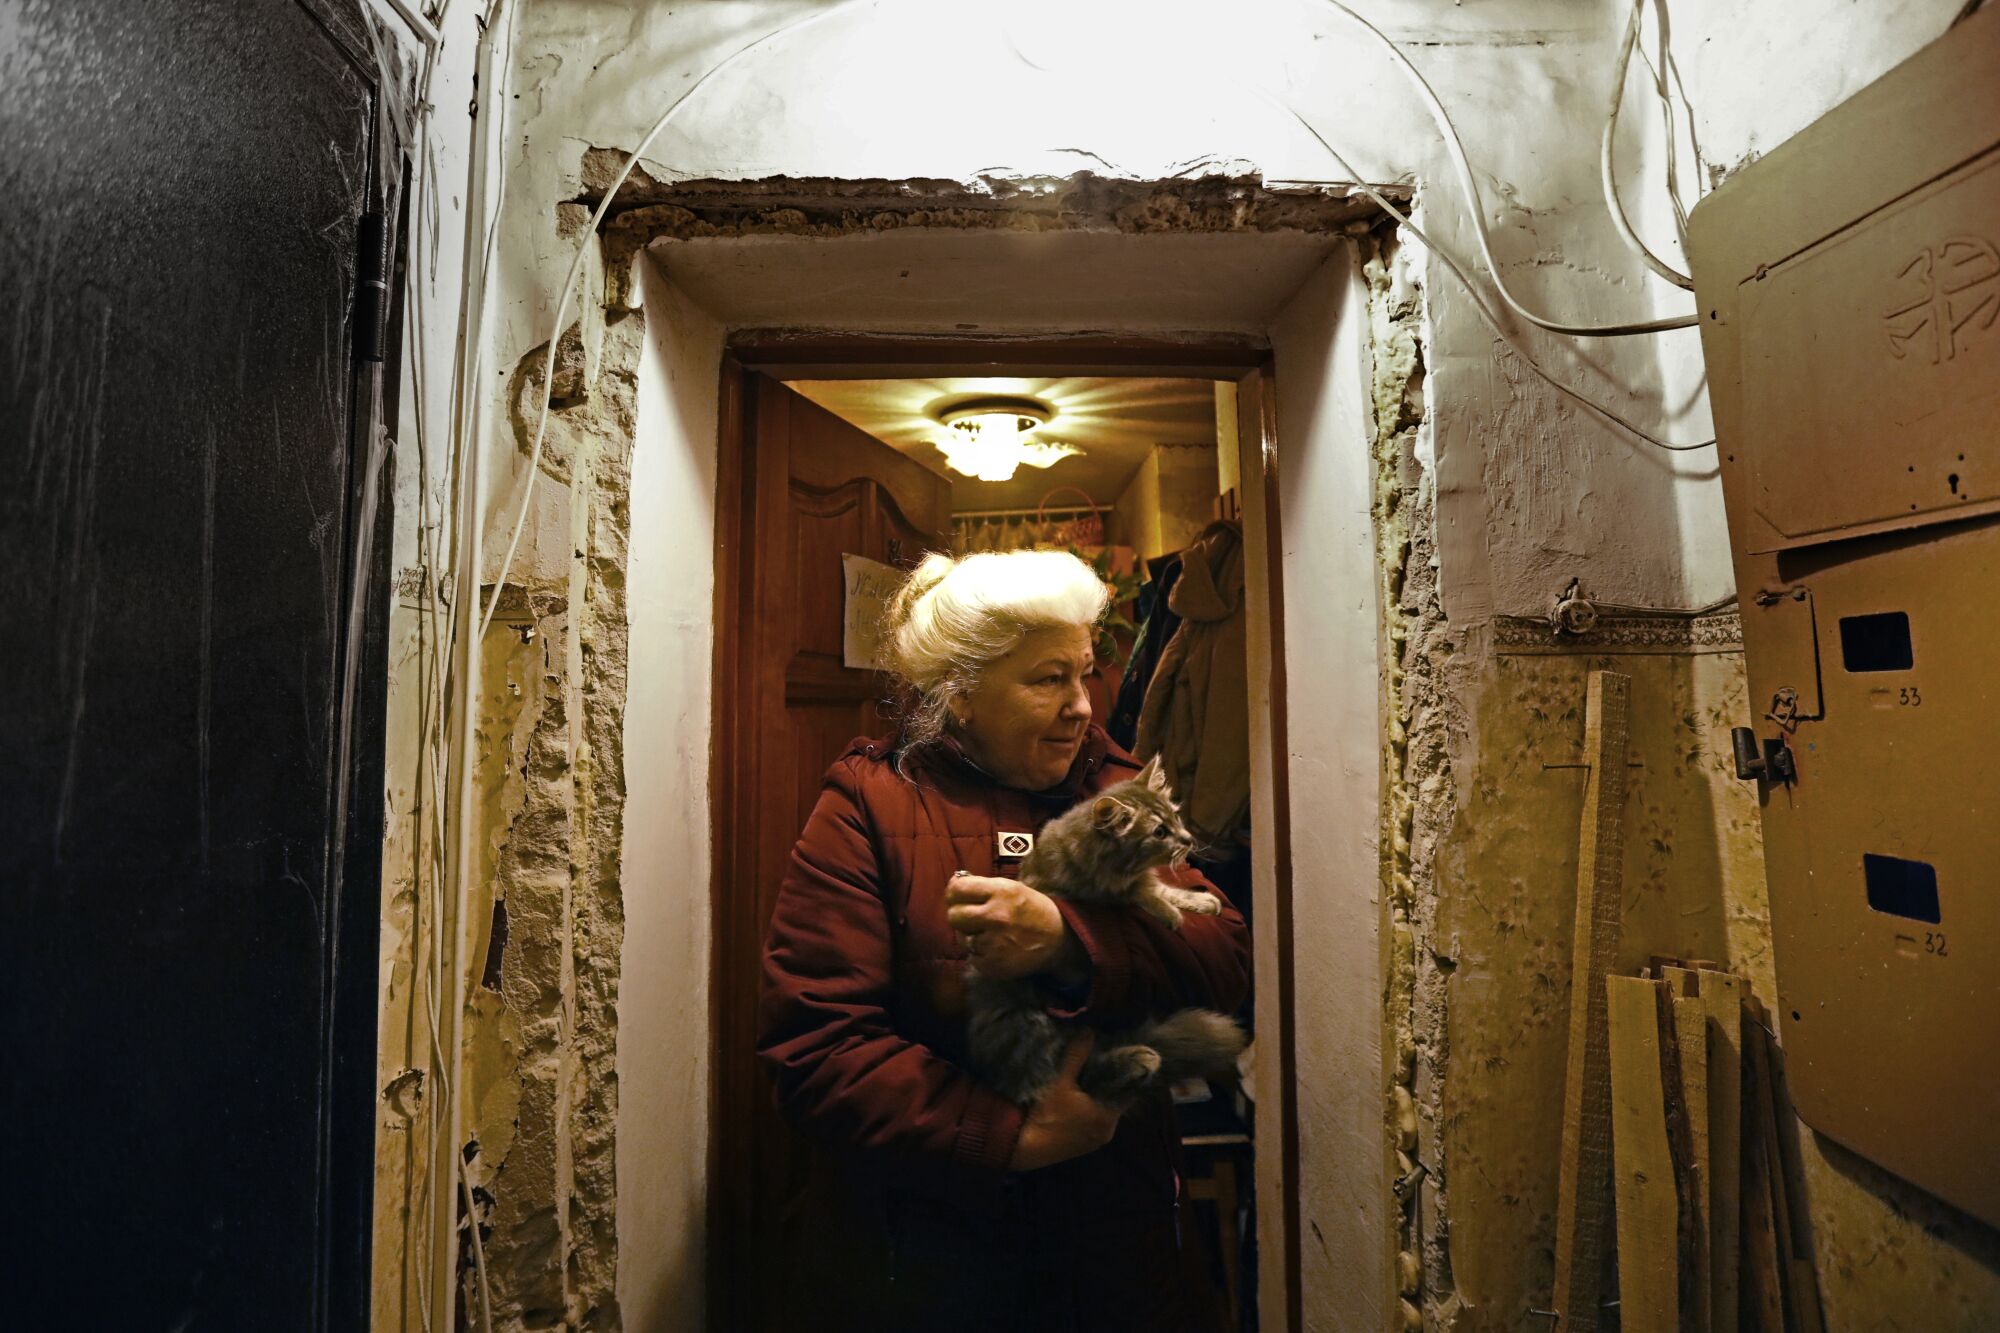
[951,624,1095,792]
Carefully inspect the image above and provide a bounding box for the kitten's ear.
[1091,796,1123,829]
[1138,755,1169,794]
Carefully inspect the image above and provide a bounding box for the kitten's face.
[1087,757,1195,871]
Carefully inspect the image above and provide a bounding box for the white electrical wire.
[1592,592,1739,617]
[1601,0,1695,289]
[1306,0,1701,335]
[475,0,884,642]
[437,0,514,1318]
[478,0,1708,634]
[379,1,506,1330]
[403,50,450,1333]
[1258,88,1717,452]
[1638,0,1693,249]
[393,3,501,1331]
[352,9,471,1332]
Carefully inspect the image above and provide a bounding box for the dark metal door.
[0,1,400,1326]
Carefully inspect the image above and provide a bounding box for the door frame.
[707,331,1305,1333]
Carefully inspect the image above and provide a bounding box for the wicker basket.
[1036,486,1105,547]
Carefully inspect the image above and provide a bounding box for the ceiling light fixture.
[932,396,1083,481]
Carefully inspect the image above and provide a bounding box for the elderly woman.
[758,549,1252,1332]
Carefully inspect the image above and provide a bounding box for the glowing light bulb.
[934,412,1082,481]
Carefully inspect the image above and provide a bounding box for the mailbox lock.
[1731,727,1797,784]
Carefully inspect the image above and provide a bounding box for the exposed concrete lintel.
[581,156,1403,239]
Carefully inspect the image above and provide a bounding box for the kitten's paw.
[1160,886,1221,917]
[1079,1045,1164,1101]
[1116,1047,1163,1082]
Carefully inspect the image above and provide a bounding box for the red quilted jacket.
[756,726,1251,1329]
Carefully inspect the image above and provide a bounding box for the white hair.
[881,549,1110,751]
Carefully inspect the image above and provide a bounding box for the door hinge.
[355,211,390,364]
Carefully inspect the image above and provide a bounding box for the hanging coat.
[1106,553,1184,751]
[1134,521,1249,850]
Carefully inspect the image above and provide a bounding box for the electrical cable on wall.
[1307,0,1702,336]
[476,0,884,642]
[378,0,503,1329]
[440,0,513,1323]
[1637,0,1696,250]
[405,57,459,1333]
[1263,92,1717,452]
[1601,0,1696,289]
[480,0,1712,650]
[346,8,499,1331]
[1551,578,1738,635]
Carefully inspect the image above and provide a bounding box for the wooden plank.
[1551,671,1633,1333]
[1694,970,1745,1333]
[1739,1006,1790,1333]
[1740,1099,1788,1333]
[1743,1014,1796,1330]
[1664,960,1744,1320]
[1672,994,1713,1332]
[1608,974,1679,1333]
[1748,1016,1826,1333]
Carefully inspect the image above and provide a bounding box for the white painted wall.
[617,255,726,1332]
[1267,245,1392,1328]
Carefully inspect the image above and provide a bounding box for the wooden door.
[0,0,398,1327]
[712,372,951,1331]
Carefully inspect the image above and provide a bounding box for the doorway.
[611,209,1393,1328]
[707,334,1299,1332]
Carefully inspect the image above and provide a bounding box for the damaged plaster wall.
[488,0,1966,621]
[1367,208,1999,1333]
[1363,7,2000,1331]
[449,201,638,1329]
[1364,232,1450,1330]
[497,0,1719,623]
[442,0,1999,1328]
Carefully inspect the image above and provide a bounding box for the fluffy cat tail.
[1134,1008,1247,1082]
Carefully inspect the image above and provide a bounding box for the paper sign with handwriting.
[842,553,903,670]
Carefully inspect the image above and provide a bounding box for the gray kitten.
[966,757,1248,1107]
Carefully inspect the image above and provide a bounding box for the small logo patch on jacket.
[995,831,1035,860]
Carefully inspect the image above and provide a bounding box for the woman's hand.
[944,873,1082,982]
[1008,1034,1121,1171]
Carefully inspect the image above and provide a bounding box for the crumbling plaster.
[455,297,637,1328]
[409,0,2000,1329]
